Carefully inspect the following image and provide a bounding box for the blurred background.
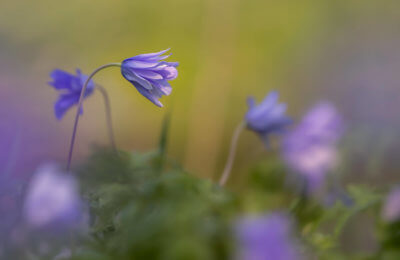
[1,0,400,187]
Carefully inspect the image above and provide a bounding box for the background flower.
[121,49,178,107]
[245,91,291,145]
[23,164,84,231]
[382,187,400,222]
[49,69,95,119]
[283,102,344,192]
[235,213,300,260]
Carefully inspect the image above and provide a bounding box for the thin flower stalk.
[219,121,246,186]
[96,85,117,152]
[67,63,121,171]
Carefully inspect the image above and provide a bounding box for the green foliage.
[243,158,388,259]
[73,148,237,260]
[298,186,383,259]
[380,221,400,253]
[19,148,397,260]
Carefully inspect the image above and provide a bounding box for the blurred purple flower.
[235,213,300,260]
[382,187,400,222]
[245,91,291,144]
[23,164,84,230]
[121,49,178,107]
[49,69,95,119]
[283,102,344,192]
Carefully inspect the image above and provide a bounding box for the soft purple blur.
[382,187,400,222]
[49,69,95,120]
[245,91,291,146]
[282,102,344,192]
[23,164,84,231]
[235,213,301,260]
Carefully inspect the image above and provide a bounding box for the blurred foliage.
[3,145,400,259]
[42,148,389,260]
[2,110,399,260]
[71,148,238,260]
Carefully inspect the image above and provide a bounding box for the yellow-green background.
[1,0,400,186]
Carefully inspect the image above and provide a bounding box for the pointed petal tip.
[247,96,256,107]
[156,101,164,107]
[54,106,65,120]
[49,69,61,79]
[268,90,279,98]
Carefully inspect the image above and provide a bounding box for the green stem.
[333,197,381,239]
[218,121,246,186]
[66,63,121,171]
[97,85,117,152]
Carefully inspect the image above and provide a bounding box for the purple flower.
[23,164,84,230]
[49,69,95,119]
[283,102,344,192]
[382,187,400,222]
[245,91,291,143]
[121,49,178,107]
[235,213,301,260]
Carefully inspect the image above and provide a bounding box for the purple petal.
[130,49,170,60]
[148,79,172,95]
[235,213,300,260]
[49,70,76,90]
[23,164,84,230]
[245,91,291,146]
[160,66,178,80]
[54,93,80,120]
[120,49,178,107]
[134,70,164,80]
[260,91,279,108]
[134,84,163,107]
[122,59,162,69]
[121,68,153,90]
[382,187,400,222]
[282,102,344,193]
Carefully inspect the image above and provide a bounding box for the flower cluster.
[49,49,178,120]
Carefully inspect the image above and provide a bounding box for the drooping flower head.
[283,102,344,192]
[382,187,400,222]
[121,49,179,107]
[245,91,291,144]
[23,164,84,231]
[49,69,95,119]
[235,213,301,260]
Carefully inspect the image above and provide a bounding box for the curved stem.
[66,63,121,171]
[97,85,117,152]
[218,121,246,186]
